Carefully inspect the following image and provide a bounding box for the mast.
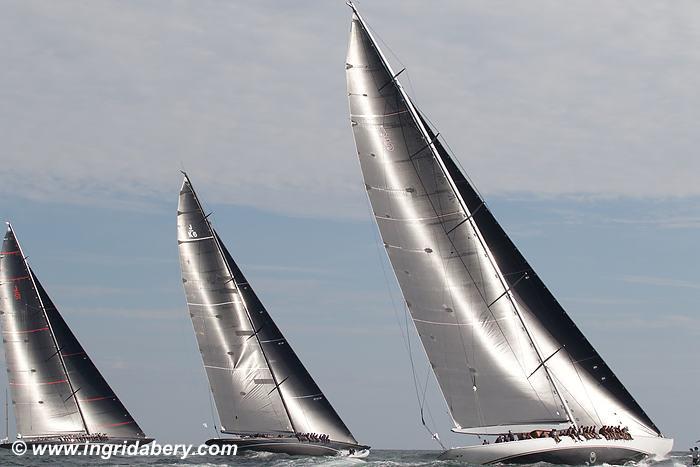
[4,389,8,440]
[180,173,297,433]
[347,3,574,428]
[9,224,90,435]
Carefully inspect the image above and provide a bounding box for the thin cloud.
[619,275,700,290]
[564,296,643,306]
[64,307,182,320]
[583,312,700,335]
[1,1,699,219]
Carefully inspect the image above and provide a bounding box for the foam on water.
[0,449,691,467]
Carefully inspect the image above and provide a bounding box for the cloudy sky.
[0,0,698,451]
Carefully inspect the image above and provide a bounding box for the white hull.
[439,435,673,465]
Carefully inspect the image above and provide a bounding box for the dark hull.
[206,437,370,457]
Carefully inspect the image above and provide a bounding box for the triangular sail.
[0,225,146,439]
[345,6,660,436]
[177,176,357,444]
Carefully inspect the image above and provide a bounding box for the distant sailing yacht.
[0,224,150,448]
[345,3,672,464]
[176,174,369,457]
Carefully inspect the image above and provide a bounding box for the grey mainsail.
[345,5,660,437]
[0,225,147,439]
[177,175,357,444]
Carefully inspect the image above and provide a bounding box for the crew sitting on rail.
[549,429,561,443]
[295,432,330,443]
[599,425,632,441]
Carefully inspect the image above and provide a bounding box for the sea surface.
[0,449,693,467]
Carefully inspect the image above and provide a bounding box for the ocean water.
[0,449,692,467]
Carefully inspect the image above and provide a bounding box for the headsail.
[345,5,660,436]
[0,224,146,439]
[177,175,357,444]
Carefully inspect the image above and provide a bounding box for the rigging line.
[417,114,578,421]
[361,104,442,448]
[64,387,81,403]
[527,345,564,379]
[420,112,487,203]
[406,299,445,450]
[361,151,411,356]
[392,99,459,447]
[487,272,530,308]
[13,244,90,435]
[391,106,528,381]
[402,129,536,391]
[267,376,290,396]
[565,351,604,426]
[208,385,219,438]
[366,18,429,146]
[357,11,559,439]
[176,235,222,438]
[183,176,296,432]
[45,345,65,362]
[377,68,406,93]
[403,100,563,417]
[549,369,598,427]
[416,122,569,417]
[366,31,541,423]
[445,202,484,235]
[359,95,442,444]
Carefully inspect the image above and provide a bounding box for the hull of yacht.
[205,437,370,458]
[439,435,672,464]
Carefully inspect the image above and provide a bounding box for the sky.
[0,0,698,451]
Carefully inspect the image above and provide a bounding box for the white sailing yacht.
[344,3,672,464]
[176,174,369,457]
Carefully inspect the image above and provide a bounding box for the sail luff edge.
[10,226,90,435]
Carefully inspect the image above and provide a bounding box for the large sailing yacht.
[176,174,369,457]
[0,224,150,448]
[344,3,672,464]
